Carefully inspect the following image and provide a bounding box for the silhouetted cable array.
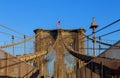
[87,18,120,37]
[96,28,120,38]
[81,18,120,46]
[96,18,120,33]
[60,30,120,63]
[62,32,113,47]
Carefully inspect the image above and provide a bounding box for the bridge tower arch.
[34,28,86,78]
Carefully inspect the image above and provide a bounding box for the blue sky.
[0,0,120,76]
[0,0,120,42]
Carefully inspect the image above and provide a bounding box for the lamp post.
[90,17,98,56]
[12,35,14,56]
[24,35,26,54]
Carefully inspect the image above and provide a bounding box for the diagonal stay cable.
[0,24,25,36]
[96,28,120,38]
[0,31,22,39]
[96,18,120,33]
[74,30,113,46]
[61,30,113,47]
[0,35,35,48]
[0,32,40,48]
[60,31,120,63]
[87,18,120,37]
[80,30,115,46]
[0,32,56,49]
[17,31,60,61]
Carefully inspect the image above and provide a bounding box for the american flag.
[57,21,60,26]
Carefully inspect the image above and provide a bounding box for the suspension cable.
[87,18,120,37]
[60,30,120,62]
[0,24,25,36]
[0,31,22,39]
[96,28,120,38]
[17,31,60,61]
[0,32,57,49]
[0,33,39,48]
[63,31,113,46]
[76,18,120,46]
[96,18,120,33]
[79,29,117,46]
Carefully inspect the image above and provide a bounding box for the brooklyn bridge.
[0,19,120,78]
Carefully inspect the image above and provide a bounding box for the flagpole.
[56,21,60,29]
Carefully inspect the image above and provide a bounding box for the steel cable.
[0,24,25,36]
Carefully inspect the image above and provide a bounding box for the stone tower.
[34,28,86,78]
